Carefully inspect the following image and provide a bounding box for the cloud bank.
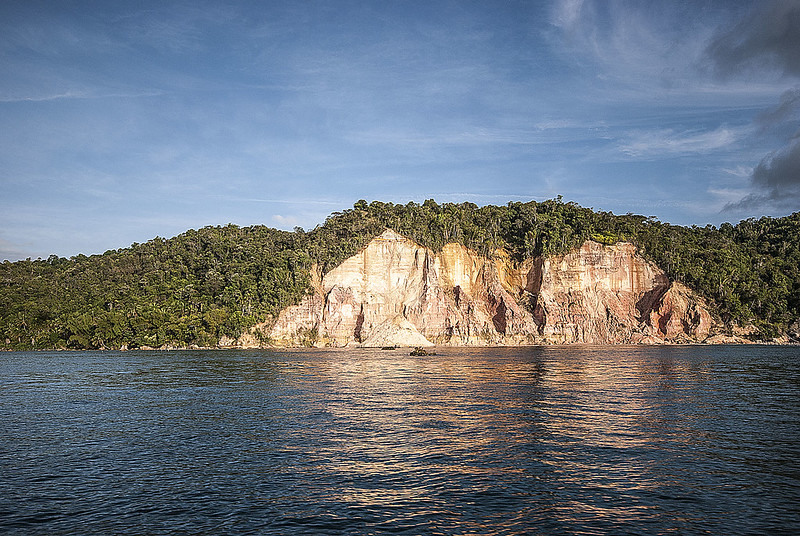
[706,0,800,79]
[729,138,800,211]
[700,1,800,214]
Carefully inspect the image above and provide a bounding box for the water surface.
[1,346,798,535]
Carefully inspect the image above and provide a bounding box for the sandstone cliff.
[240,229,717,347]
[530,242,712,344]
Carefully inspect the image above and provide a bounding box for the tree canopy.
[2,199,798,349]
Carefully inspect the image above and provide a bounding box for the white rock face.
[265,229,536,346]
[360,316,435,348]
[529,242,712,344]
[242,230,716,347]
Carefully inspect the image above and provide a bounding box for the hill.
[2,198,799,349]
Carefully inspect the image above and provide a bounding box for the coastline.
[5,339,798,352]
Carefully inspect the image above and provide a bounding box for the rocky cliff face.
[242,229,716,347]
[529,241,712,344]
[264,229,535,347]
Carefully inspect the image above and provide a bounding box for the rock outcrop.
[241,229,718,347]
[788,319,800,343]
[530,242,713,344]
[261,229,536,347]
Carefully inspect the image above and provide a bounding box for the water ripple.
[0,346,798,534]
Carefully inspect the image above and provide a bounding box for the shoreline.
[3,340,798,352]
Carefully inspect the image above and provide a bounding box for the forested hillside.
[2,199,799,349]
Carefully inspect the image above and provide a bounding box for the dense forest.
[2,198,799,350]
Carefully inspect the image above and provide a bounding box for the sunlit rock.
[247,230,717,347]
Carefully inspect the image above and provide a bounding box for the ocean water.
[0,345,798,535]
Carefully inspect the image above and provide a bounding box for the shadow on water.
[0,346,798,535]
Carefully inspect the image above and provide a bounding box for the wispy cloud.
[549,0,722,95]
[231,197,342,206]
[344,126,558,149]
[271,214,302,228]
[2,1,800,260]
[721,165,755,179]
[549,0,800,105]
[619,126,742,157]
[0,89,164,103]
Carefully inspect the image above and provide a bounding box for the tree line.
[2,198,798,349]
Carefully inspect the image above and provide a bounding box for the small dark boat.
[410,346,436,356]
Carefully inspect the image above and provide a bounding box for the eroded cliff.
[529,242,712,344]
[239,229,717,347]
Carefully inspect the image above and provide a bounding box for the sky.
[1,0,799,261]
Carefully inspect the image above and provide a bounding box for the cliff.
[240,229,717,347]
[530,242,712,344]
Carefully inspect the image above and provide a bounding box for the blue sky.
[1,0,799,261]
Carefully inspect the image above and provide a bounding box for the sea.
[0,345,798,535]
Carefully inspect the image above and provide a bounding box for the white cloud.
[551,0,585,32]
[618,126,742,157]
[548,0,797,103]
[0,89,164,103]
[550,0,714,91]
[271,214,302,229]
[721,165,755,179]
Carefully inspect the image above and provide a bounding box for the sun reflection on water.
[2,346,797,535]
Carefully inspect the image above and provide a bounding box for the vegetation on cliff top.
[2,198,799,349]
